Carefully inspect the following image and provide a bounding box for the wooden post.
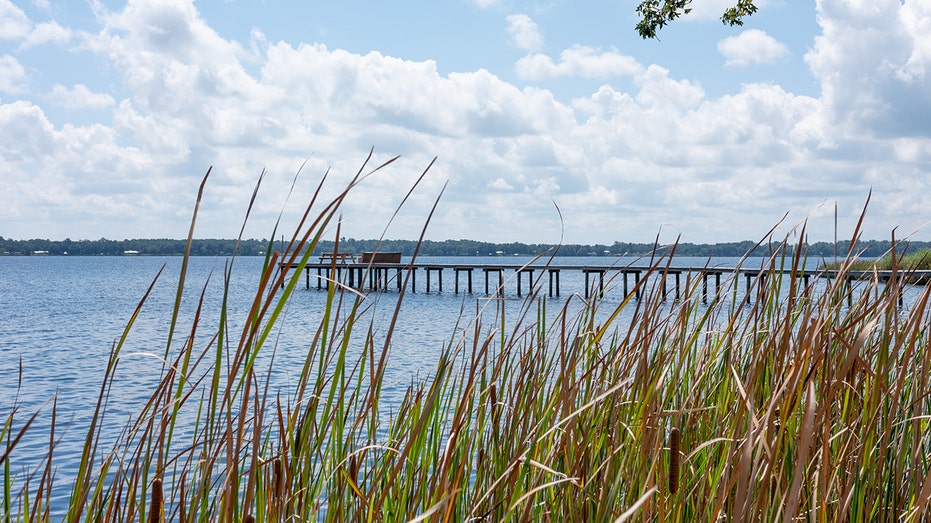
[548,269,560,297]
[516,268,533,297]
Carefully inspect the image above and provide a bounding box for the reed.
[4,157,931,522]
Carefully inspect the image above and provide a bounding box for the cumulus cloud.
[515,45,642,80]
[806,0,931,137]
[0,0,71,47]
[0,101,54,159]
[0,0,31,39]
[48,84,116,110]
[505,14,543,52]
[718,29,789,66]
[634,65,706,109]
[21,20,71,47]
[899,0,931,83]
[0,54,26,93]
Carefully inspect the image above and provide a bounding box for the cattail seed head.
[148,478,164,523]
[272,458,284,499]
[668,427,680,495]
[348,454,359,481]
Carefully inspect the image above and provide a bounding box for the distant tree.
[636,0,758,39]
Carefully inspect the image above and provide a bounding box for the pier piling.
[282,261,917,306]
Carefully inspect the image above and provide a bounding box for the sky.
[1,0,930,245]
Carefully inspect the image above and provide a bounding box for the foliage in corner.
[636,0,759,39]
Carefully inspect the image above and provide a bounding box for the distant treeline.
[2,236,929,259]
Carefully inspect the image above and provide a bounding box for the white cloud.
[471,0,500,8]
[87,0,266,136]
[21,20,71,47]
[488,177,513,191]
[0,101,54,159]
[898,0,931,83]
[0,0,31,39]
[634,65,705,109]
[718,29,789,66]
[48,84,116,110]
[806,0,931,137]
[515,45,642,81]
[505,14,543,52]
[248,26,266,58]
[0,0,70,47]
[0,54,26,93]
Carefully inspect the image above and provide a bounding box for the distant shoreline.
[0,237,926,259]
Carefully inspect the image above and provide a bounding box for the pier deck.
[280,260,931,301]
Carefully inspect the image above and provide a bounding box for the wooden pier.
[280,259,930,302]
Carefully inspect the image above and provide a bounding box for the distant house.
[33,250,49,255]
[123,250,139,255]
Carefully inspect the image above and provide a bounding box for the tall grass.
[4,158,931,522]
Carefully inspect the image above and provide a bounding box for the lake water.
[0,253,858,514]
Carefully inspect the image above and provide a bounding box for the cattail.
[489,385,500,426]
[268,458,284,520]
[668,427,680,495]
[348,454,359,482]
[272,458,283,499]
[148,478,163,523]
[243,515,255,523]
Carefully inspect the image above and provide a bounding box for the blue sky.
[1,0,929,245]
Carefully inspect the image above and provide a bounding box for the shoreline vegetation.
[2,236,931,259]
[821,248,931,272]
[6,159,931,520]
